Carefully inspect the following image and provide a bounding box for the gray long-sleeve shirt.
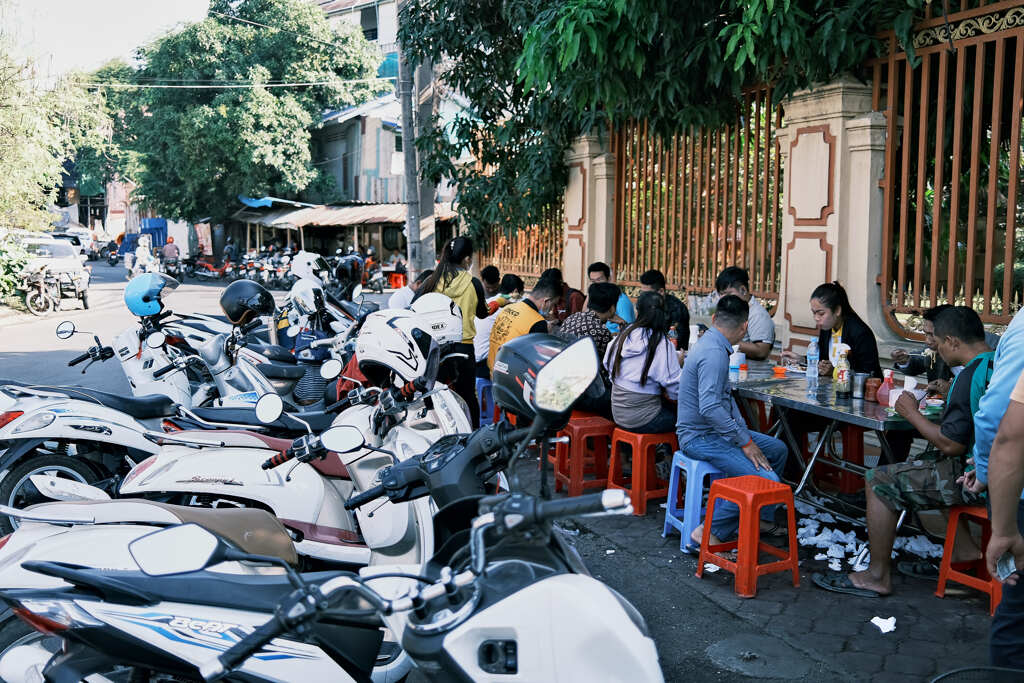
[675,326,752,448]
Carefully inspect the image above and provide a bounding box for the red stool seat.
[552,412,614,497]
[935,505,1002,615]
[606,429,674,516]
[389,273,406,288]
[696,475,799,598]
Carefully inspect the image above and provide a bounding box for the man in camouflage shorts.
[814,307,993,598]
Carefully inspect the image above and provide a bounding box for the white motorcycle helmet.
[408,292,463,346]
[356,310,439,389]
[290,279,326,317]
[290,250,331,287]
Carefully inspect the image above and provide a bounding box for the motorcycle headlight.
[13,412,56,433]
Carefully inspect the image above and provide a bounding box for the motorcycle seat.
[256,362,305,380]
[189,406,336,433]
[249,342,297,363]
[0,380,176,419]
[29,501,298,565]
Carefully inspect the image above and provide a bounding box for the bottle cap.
[740,364,748,370]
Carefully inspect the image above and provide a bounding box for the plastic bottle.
[806,340,819,382]
[876,368,894,406]
[835,349,852,399]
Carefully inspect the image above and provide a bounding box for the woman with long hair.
[415,236,488,424]
[604,291,682,433]
[809,281,881,378]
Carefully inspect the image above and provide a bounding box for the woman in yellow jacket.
[415,236,488,425]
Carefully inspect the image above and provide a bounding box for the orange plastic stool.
[696,475,800,598]
[552,412,614,497]
[935,505,1002,615]
[388,273,406,288]
[606,429,674,516]
[812,424,865,494]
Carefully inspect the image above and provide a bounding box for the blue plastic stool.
[662,450,725,554]
[475,377,494,428]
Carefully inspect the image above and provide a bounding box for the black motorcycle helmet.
[220,279,275,326]
[491,334,573,424]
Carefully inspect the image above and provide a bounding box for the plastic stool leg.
[681,464,707,554]
[935,509,960,598]
[734,497,760,597]
[785,497,800,587]
[696,493,719,579]
[662,457,683,538]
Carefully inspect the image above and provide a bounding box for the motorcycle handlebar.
[344,484,385,511]
[202,613,285,681]
[153,363,177,379]
[239,319,263,335]
[534,490,627,523]
[261,449,294,470]
[68,352,90,367]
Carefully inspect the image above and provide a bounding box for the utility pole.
[396,2,421,281]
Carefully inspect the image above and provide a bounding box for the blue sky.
[8,0,209,79]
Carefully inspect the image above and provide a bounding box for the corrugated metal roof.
[231,203,458,228]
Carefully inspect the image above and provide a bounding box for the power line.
[208,9,345,50]
[75,77,395,90]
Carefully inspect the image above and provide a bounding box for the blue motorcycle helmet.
[124,273,179,317]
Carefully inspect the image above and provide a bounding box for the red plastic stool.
[389,273,406,288]
[606,429,674,516]
[552,412,614,497]
[696,475,799,598]
[935,505,1002,615]
[813,424,865,494]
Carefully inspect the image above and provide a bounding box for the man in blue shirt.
[974,308,1024,668]
[676,295,789,550]
[587,261,634,333]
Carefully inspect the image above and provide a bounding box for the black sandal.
[896,560,939,580]
[812,571,888,598]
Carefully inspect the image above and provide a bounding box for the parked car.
[17,239,91,315]
[48,232,87,257]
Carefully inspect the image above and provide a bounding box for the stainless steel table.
[730,365,934,525]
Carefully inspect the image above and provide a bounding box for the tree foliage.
[0,36,108,230]
[91,0,384,222]
[399,0,928,240]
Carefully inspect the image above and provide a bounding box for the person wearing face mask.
[604,291,684,434]
[414,236,488,425]
[488,274,560,371]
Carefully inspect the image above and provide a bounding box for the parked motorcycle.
[18,264,89,316]
[0,336,662,682]
[185,256,234,281]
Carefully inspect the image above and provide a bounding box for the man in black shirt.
[813,306,994,598]
[639,269,690,350]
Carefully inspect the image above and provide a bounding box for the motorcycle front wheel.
[24,291,53,316]
[0,455,98,534]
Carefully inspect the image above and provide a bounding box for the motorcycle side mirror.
[129,523,223,576]
[320,425,364,453]
[533,337,599,415]
[351,284,363,300]
[55,320,76,339]
[255,393,284,424]
[146,331,167,349]
[320,358,343,380]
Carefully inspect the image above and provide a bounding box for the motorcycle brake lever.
[81,358,96,374]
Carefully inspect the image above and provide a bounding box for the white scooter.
[0,338,663,683]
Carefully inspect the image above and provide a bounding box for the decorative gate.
[479,205,564,280]
[872,0,1024,327]
[612,87,784,304]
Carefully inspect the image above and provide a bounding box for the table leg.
[794,420,837,496]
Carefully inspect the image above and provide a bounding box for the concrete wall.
[568,75,902,347]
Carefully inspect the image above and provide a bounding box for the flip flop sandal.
[811,571,888,598]
[896,560,940,580]
[760,521,789,538]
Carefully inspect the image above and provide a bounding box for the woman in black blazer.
[811,282,882,379]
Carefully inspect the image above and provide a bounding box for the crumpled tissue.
[871,616,896,634]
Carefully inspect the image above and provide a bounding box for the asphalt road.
[0,262,389,392]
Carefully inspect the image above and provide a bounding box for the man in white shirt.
[388,269,433,309]
[714,266,775,360]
